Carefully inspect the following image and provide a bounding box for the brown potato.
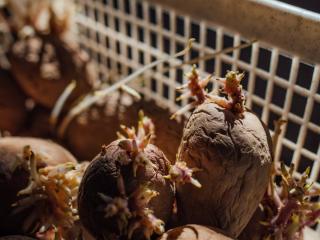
[176,102,272,238]
[158,224,233,240]
[65,92,183,162]
[0,137,77,235]
[0,68,27,134]
[78,141,174,239]
[7,36,97,108]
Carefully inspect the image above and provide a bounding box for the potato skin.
[0,137,77,235]
[78,141,174,239]
[176,102,272,238]
[158,224,233,240]
[7,36,96,108]
[66,92,183,163]
[0,69,27,134]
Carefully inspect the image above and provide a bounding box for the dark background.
[277,0,320,13]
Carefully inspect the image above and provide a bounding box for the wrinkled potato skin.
[158,224,233,240]
[78,141,174,239]
[0,137,77,235]
[7,36,96,108]
[176,102,272,238]
[66,92,183,163]
[0,69,27,134]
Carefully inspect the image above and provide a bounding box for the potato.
[0,137,77,235]
[176,102,272,238]
[0,68,27,134]
[158,224,233,240]
[65,92,183,162]
[78,141,174,239]
[7,36,97,108]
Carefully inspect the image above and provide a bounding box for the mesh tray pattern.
[74,0,320,233]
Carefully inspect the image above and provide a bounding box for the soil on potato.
[65,92,184,163]
[7,35,96,108]
[0,68,27,134]
[0,137,76,235]
[176,102,272,238]
[78,141,174,239]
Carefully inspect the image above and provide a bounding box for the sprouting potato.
[173,66,272,238]
[78,112,175,240]
[0,137,85,237]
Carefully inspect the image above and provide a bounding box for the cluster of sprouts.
[12,145,88,240]
[99,192,131,236]
[165,161,201,188]
[177,65,212,105]
[128,185,164,239]
[215,71,246,115]
[117,110,156,177]
[128,207,165,239]
[99,175,164,239]
[261,163,320,240]
[172,65,246,119]
[257,119,320,240]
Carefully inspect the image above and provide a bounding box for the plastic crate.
[74,0,320,237]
